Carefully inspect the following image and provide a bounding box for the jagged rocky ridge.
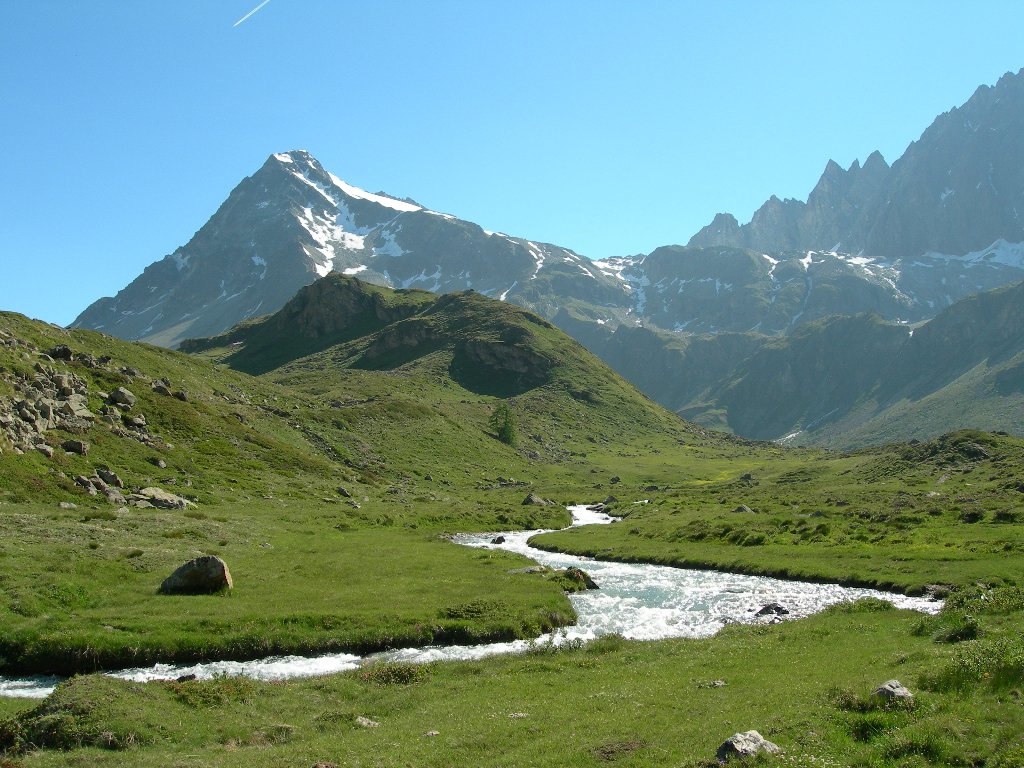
[689,68,1024,259]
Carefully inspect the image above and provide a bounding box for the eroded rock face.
[159,556,233,594]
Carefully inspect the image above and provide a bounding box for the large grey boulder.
[159,556,233,594]
[108,387,137,408]
[872,679,914,703]
[716,730,781,762]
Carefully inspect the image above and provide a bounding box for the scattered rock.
[755,602,790,617]
[172,390,189,402]
[150,457,167,469]
[603,495,618,504]
[490,535,506,545]
[49,344,74,360]
[508,712,529,719]
[36,443,54,458]
[716,731,781,762]
[522,493,555,506]
[58,501,78,510]
[159,555,233,594]
[62,439,89,455]
[355,716,380,728]
[151,382,172,396]
[732,504,754,514]
[643,484,659,492]
[311,763,339,768]
[176,674,198,682]
[108,387,137,408]
[337,486,352,498]
[424,730,439,737]
[872,679,914,703]
[739,473,756,483]
[424,473,433,481]
[96,467,124,488]
[609,476,621,484]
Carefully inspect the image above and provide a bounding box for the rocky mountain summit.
[73,150,626,348]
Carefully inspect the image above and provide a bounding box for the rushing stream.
[0,505,940,699]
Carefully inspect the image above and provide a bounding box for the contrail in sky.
[233,0,272,27]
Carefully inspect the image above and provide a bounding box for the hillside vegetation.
[2,277,1023,765]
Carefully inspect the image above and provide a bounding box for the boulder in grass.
[716,730,781,762]
[522,493,555,506]
[872,679,914,703]
[159,555,233,594]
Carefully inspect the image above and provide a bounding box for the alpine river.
[0,505,940,699]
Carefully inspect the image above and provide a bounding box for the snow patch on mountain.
[526,242,545,279]
[924,239,1024,268]
[326,172,422,213]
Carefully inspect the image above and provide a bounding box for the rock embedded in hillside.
[96,468,124,488]
[130,487,193,509]
[716,730,781,762]
[732,504,754,513]
[159,555,233,594]
[62,439,89,455]
[872,679,914,703]
[522,493,555,506]
[355,716,380,728]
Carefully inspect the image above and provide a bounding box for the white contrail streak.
[233,0,272,27]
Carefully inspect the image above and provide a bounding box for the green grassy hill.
[3,279,1024,766]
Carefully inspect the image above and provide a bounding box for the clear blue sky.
[2,1,1023,326]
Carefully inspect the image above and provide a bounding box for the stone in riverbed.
[159,555,233,594]
[564,566,599,589]
[755,602,789,617]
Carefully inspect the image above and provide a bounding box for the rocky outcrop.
[128,487,193,510]
[159,556,233,594]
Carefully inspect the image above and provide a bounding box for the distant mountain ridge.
[69,68,1024,447]
[689,68,1024,259]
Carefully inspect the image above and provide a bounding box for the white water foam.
[0,505,939,698]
